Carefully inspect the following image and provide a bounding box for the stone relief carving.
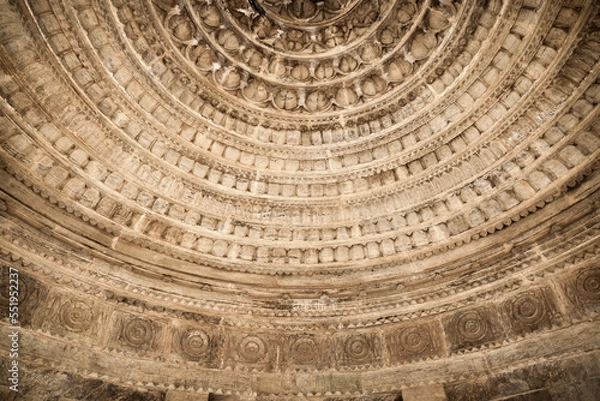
[59,299,94,333]
[24,287,104,338]
[456,310,489,342]
[503,289,558,336]
[180,328,211,357]
[565,267,600,313]
[385,322,443,364]
[575,267,600,301]
[336,333,382,366]
[0,0,599,394]
[236,334,269,364]
[148,0,463,113]
[399,325,432,354]
[258,0,354,23]
[289,335,321,365]
[122,317,155,347]
[117,316,162,352]
[443,307,504,352]
[175,326,220,364]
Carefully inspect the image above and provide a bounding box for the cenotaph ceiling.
[0,0,599,399]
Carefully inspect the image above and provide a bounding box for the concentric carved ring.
[576,268,600,301]
[290,337,319,365]
[456,311,487,342]
[238,335,267,362]
[399,326,430,354]
[151,0,461,114]
[122,318,155,348]
[344,334,371,362]
[180,329,211,358]
[59,300,93,333]
[511,294,546,325]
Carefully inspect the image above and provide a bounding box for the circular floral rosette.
[122,318,155,348]
[59,300,93,333]
[180,328,211,359]
[344,334,372,363]
[511,294,546,325]
[456,310,487,342]
[399,326,431,354]
[576,268,600,301]
[290,336,320,365]
[238,335,267,363]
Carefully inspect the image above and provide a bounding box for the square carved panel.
[385,321,444,364]
[35,291,106,341]
[224,331,277,371]
[170,322,221,367]
[443,306,505,353]
[280,332,333,370]
[334,332,384,367]
[563,266,600,314]
[502,288,560,337]
[109,312,165,355]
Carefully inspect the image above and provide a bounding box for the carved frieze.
[147,0,467,114]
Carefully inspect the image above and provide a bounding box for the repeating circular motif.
[511,294,546,325]
[151,0,462,114]
[399,326,430,354]
[456,311,487,342]
[290,337,319,365]
[238,335,267,363]
[2,0,600,393]
[122,318,155,348]
[59,300,93,333]
[344,334,371,362]
[180,329,211,359]
[576,268,600,301]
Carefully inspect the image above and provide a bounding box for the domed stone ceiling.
[0,0,599,399]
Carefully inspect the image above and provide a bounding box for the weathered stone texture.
[0,0,599,398]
